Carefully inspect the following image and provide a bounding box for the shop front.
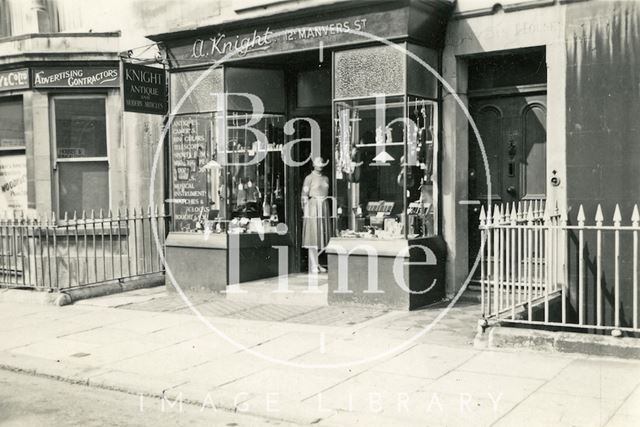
[153,0,452,308]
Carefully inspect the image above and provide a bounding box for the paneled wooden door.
[467,91,547,276]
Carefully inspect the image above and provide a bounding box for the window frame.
[50,94,110,217]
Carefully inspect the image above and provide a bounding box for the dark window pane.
[468,48,546,91]
[55,98,107,158]
[0,98,25,148]
[58,162,109,215]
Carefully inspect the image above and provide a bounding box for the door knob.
[506,186,516,195]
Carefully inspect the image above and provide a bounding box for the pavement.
[0,369,296,427]
[0,286,639,426]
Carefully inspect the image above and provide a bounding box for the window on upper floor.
[0,0,11,37]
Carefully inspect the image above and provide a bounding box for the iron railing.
[479,201,640,334]
[0,207,170,291]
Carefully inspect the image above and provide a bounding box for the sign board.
[164,5,411,67]
[0,68,29,92]
[0,154,27,212]
[32,66,119,88]
[171,114,211,231]
[122,62,167,115]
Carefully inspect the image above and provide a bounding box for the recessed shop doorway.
[285,63,332,273]
[467,48,548,278]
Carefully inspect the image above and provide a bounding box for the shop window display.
[217,113,286,234]
[171,112,287,234]
[333,95,437,239]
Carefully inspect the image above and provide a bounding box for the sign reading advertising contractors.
[0,68,30,92]
[32,66,120,88]
[122,62,167,115]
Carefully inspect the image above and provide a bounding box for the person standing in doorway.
[302,157,331,273]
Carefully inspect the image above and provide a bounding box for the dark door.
[468,92,547,274]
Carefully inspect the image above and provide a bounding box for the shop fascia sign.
[165,7,408,66]
[121,62,167,115]
[32,66,120,88]
[191,18,369,59]
[0,68,30,92]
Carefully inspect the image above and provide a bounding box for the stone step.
[225,273,328,306]
[459,282,482,303]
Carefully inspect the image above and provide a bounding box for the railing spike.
[577,204,586,224]
[90,209,95,220]
[632,204,640,225]
[72,210,77,221]
[99,208,104,219]
[63,211,68,222]
[81,210,86,220]
[510,203,518,223]
[613,204,622,225]
[527,202,534,222]
[493,205,501,222]
[595,204,604,224]
[479,205,486,222]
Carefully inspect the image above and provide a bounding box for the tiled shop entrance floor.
[92,288,389,326]
[78,286,481,340]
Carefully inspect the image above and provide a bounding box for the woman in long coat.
[302,157,331,273]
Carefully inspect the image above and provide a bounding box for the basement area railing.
[0,207,170,291]
[479,201,640,335]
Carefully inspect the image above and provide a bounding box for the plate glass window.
[53,96,109,216]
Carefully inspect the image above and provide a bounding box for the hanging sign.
[32,66,120,88]
[122,62,167,115]
[0,68,29,92]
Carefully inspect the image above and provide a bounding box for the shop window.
[53,96,109,216]
[0,97,27,212]
[334,95,438,239]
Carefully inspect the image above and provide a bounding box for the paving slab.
[612,384,640,417]
[309,370,427,413]
[493,392,622,427]
[457,349,575,380]
[59,337,170,367]
[384,389,520,427]
[220,367,341,402]
[175,352,273,388]
[539,358,640,401]
[605,413,639,427]
[9,337,104,363]
[423,369,543,403]
[372,343,477,379]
